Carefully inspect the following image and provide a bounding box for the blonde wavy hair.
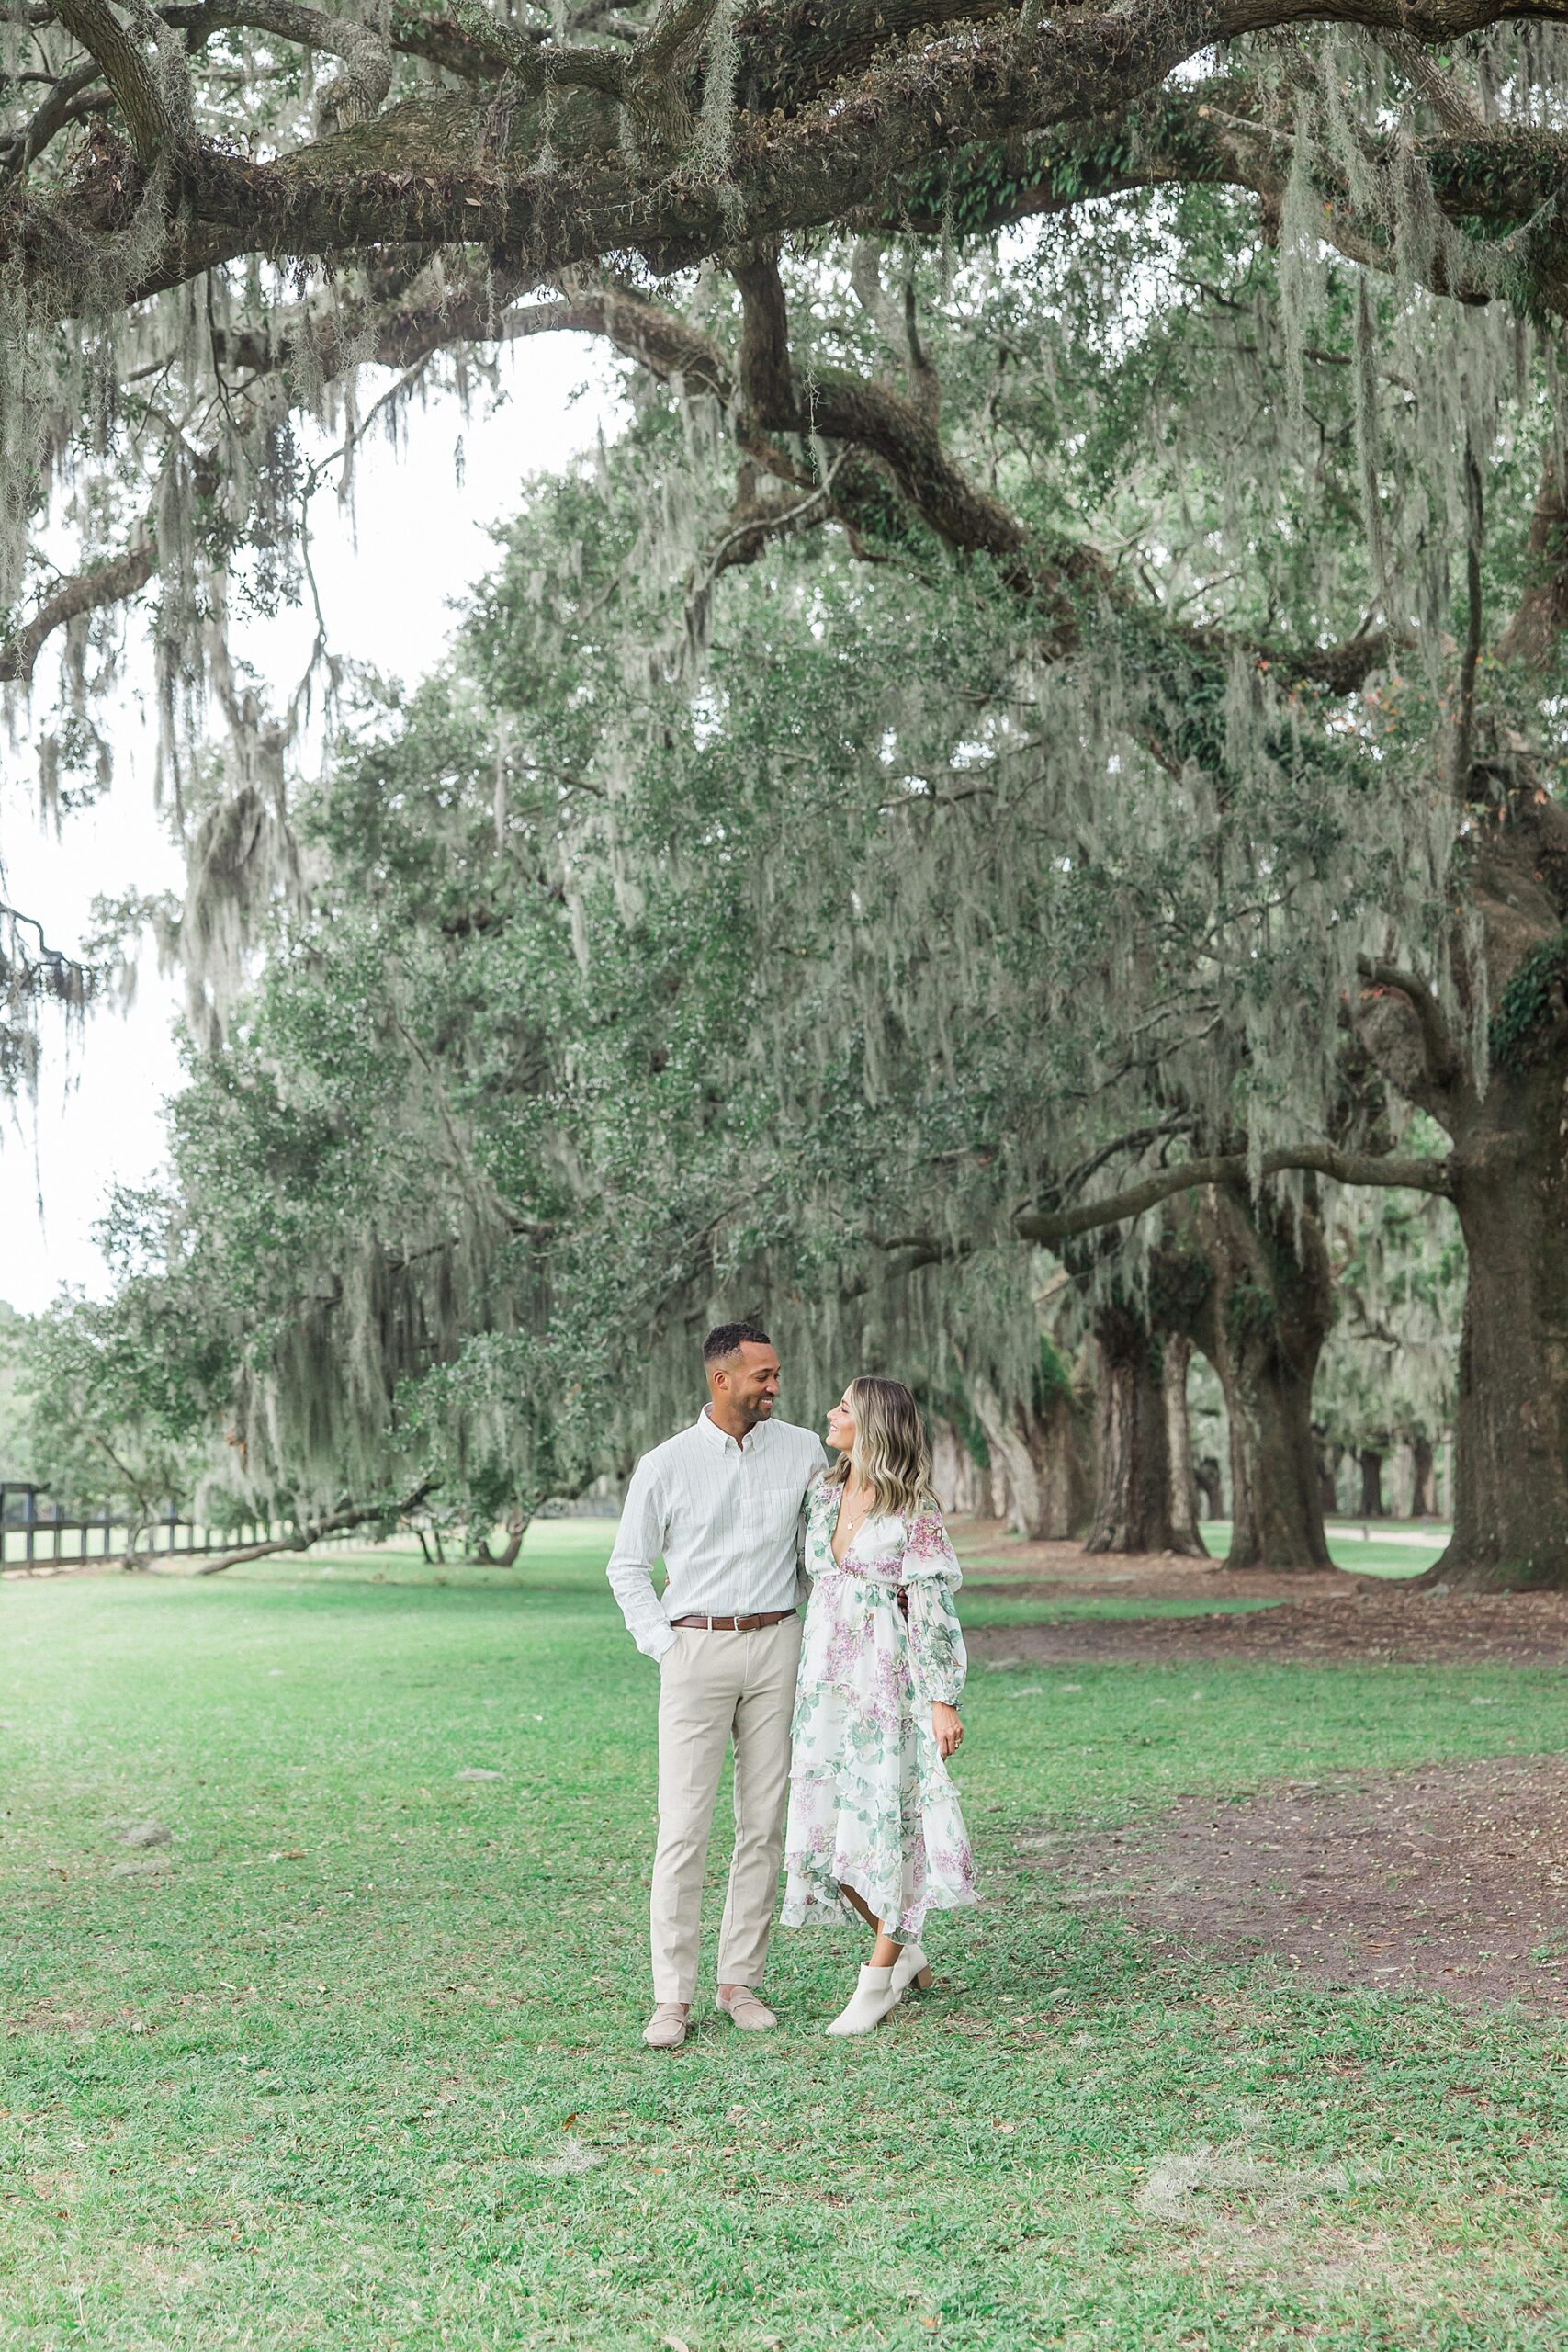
[826,1375,936,1519]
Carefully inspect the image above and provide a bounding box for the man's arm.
[606,1454,677,1661]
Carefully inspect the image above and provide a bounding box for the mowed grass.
[4,1523,1567,2352]
[1197,1525,1447,1579]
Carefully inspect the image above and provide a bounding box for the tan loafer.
[716,1985,777,2031]
[643,2002,690,2050]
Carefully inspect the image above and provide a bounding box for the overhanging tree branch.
[0,540,153,683]
[15,0,1568,312]
[881,85,1568,320]
[1011,1144,1454,1248]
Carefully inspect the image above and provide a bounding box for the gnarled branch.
[189,1476,434,1574]
[16,0,1568,318]
[1012,1144,1454,1248]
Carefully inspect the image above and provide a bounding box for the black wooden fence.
[0,1483,280,1570]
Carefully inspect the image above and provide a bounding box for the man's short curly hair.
[702,1320,773,1365]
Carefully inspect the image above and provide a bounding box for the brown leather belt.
[669,1609,796,1633]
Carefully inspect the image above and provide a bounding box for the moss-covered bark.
[1429,1030,1568,1588]
[1087,1306,1179,1555]
[1187,1186,1334,1573]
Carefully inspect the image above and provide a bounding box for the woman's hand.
[931,1702,964,1760]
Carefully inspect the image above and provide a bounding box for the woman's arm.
[904,1576,968,1706]
[898,1501,964,1590]
[900,1509,968,1754]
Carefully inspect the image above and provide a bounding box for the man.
[607,1321,826,2050]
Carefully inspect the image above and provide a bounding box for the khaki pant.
[650,1614,802,2005]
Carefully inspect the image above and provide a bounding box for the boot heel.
[913,1965,934,1991]
[889,1941,931,1996]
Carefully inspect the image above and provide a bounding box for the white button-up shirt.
[606,1408,828,1659]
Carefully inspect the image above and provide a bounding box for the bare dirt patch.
[969,1587,1568,1668]
[1038,1756,1568,2009]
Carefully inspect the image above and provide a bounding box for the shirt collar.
[697,1405,772,1454]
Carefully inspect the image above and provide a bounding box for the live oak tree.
[468,109,1568,1593]
[1151,1187,1340,1572]
[7,0,1568,746]
[62,266,1484,1568]
[12,6,1568,1581]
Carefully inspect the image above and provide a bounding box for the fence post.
[24,1486,35,1567]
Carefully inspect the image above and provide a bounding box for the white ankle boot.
[890,1942,933,1996]
[825,1963,904,2037]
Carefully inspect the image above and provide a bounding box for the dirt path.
[948,1519,1568,1668]
[951,1519,1369,1603]
[1035,1757,1568,2011]
[969,1588,1568,1668]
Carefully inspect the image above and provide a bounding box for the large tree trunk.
[1358,1448,1386,1519]
[1161,1334,1208,1557]
[1191,1183,1334,1570]
[1352,490,1568,1588]
[1087,1306,1179,1554]
[967,1373,1093,1541]
[1409,1436,1437,1520]
[1428,1087,1568,1587]
[1359,777,1568,1590]
[960,1387,1012,1524]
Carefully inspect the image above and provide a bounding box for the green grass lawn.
[1195,1524,1447,1579]
[4,1523,1565,2351]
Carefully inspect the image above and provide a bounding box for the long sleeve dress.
[781,1474,978,1939]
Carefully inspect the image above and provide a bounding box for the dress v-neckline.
[829,1484,885,1568]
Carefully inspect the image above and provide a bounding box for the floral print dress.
[781,1475,978,1939]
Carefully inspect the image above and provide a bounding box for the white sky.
[0,337,624,1317]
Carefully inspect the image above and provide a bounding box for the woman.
[781,1374,977,2034]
